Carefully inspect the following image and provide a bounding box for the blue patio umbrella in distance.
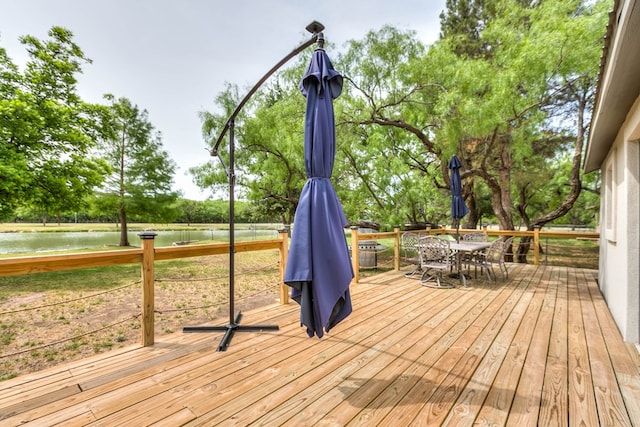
[284,34,354,338]
[448,155,469,242]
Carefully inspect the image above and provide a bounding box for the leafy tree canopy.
[191,0,608,240]
[94,95,179,245]
[0,27,107,221]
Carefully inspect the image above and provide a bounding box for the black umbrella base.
[183,312,279,352]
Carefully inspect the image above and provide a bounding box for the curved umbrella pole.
[183,21,326,352]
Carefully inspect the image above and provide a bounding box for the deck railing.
[0,227,598,347]
[348,226,600,282]
[0,230,290,347]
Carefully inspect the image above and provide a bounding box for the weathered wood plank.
[0,304,296,425]
[271,289,472,426]
[1,265,638,426]
[539,266,569,426]
[409,272,535,426]
[506,265,558,426]
[583,269,640,426]
[224,286,460,426]
[345,284,510,425]
[578,269,633,426]
[439,264,537,426]
[566,267,599,426]
[475,264,550,426]
[181,281,433,425]
[80,276,419,425]
[625,342,640,374]
[0,384,81,421]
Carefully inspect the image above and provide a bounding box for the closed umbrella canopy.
[284,47,354,338]
[448,155,469,241]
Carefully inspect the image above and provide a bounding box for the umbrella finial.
[305,20,325,34]
[305,21,325,49]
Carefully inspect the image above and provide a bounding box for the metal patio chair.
[461,232,489,276]
[417,236,455,289]
[488,236,514,280]
[466,236,514,281]
[401,231,422,279]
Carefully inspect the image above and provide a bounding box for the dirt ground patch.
[0,252,282,381]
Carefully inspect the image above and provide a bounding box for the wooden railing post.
[138,232,157,347]
[394,226,400,271]
[351,226,359,284]
[533,226,540,265]
[278,229,290,305]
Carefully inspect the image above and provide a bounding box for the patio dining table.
[448,240,491,287]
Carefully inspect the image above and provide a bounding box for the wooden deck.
[1,264,639,426]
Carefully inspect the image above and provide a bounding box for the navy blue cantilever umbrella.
[448,155,469,242]
[284,46,354,338]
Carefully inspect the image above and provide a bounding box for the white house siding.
[599,95,640,344]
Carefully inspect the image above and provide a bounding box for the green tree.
[434,0,607,260]
[191,0,606,240]
[439,0,495,57]
[0,27,107,221]
[338,1,606,237]
[96,95,179,246]
[194,59,310,225]
[337,26,448,228]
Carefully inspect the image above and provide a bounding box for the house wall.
[599,95,640,344]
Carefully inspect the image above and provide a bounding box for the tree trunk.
[119,208,129,246]
[513,85,589,262]
[462,181,480,229]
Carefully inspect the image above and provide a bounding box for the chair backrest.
[487,236,514,262]
[401,232,420,249]
[462,232,488,242]
[417,236,451,266]
[485,239,503,262]
[499,236,514,260]
[401,231,421,263]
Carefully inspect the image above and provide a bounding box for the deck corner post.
[533,226,540,265]
[138,232,157,346]
[351,226,359,284]
[278,229,290,304]
[393,226,400,271]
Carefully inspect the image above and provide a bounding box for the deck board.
[567,267,600,426]
[1,264,639,426]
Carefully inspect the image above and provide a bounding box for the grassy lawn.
[529,237,599,269]
[0,246,281,381]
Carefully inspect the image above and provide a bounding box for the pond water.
[0,229,278,254]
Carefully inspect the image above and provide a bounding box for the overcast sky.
[1,0,446,200]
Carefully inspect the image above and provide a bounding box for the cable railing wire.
[0,313,141,359]
[0,260,281,364]
[0,280,140,315]
[155,260,279,283]
[0,261,279,316]
[154,278,281,314]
